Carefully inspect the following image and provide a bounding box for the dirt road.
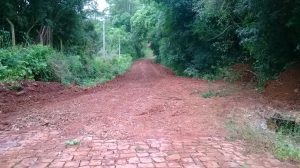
[0,60,297,167]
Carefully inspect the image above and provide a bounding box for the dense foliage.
[0,45,57,82]
[0,0,95,49]
[131,0,300,85]
[106,0,145,58]
[0,45,132,86]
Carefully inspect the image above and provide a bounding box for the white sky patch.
[96,0,109,12]
[84,0,108,12]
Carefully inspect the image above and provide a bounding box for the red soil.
[264,63,300,108]
[0,60,264,140]
[0,81,84,114]
[1,60,299,136]
[231,63,257,83]
[0,60,299,168]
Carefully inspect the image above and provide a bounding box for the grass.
[225,112,300,162]
[201,88,235,98]
[65,139,80,147]
[7,83,23,91]
[202,67,241,83]
[202,90,219,98]
[275,135,300,160]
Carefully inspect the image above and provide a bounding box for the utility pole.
[102,18,106,57]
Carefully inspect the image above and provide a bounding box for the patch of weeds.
[225,116,273,151]
[7,83,23,91]
[274,134,300,161]
[225,112,300,162]
[220,68,241,83]
[201,67,241,83]
[65,139,80,147]
[184,67,200,78]
[267,113,300,143]
[255,85,265,93]
[202,90,219,98]
[201,88,233,99]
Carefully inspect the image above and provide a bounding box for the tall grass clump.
[51,53,132,86]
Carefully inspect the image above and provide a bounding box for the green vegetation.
[202,67,241,83]
[65,139,80,146]
[0,0,136,86]
[202,90,227,99]
[129,0,300,86]
[275,134,300,161]
[0,45,56,82]
[2,0,298,87]
[226,113,300,162]
[50,50,132,86]
[0,45,132,86]
[201,90,219,99]
[201,87,235,98]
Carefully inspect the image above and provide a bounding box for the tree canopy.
[127,0,300,84]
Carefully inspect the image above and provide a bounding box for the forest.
[1,0,300,86]
[140,0,300,86]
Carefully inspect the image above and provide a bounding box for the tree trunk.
[39,26,46,45]
[25,23,36,45]
[6,18,15,46]
[59,38,63,51]
[38,26,53,46]
[50,28,53,47]
[103,19,106,57]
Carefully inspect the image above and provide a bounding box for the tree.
[0,0,94,49]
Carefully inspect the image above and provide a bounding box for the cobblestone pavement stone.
[0,130,298,168]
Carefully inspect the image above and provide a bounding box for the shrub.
[0,45,133,86]
[184,67,199,78]
[49,53,132,86]
[0,30,10,48]
[201,87,235,99]
[201,90,219,99]
[0,45,57,82]
[202,67,240,82]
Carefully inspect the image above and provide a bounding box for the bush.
[202,67,240,83]
[0,45,57,82]
[48,52,132,86]
[0,45,133,86]
[0,30,10,48]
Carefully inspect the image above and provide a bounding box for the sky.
[96,0,109,12]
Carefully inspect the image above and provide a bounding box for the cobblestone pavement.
[0,130,298,168]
